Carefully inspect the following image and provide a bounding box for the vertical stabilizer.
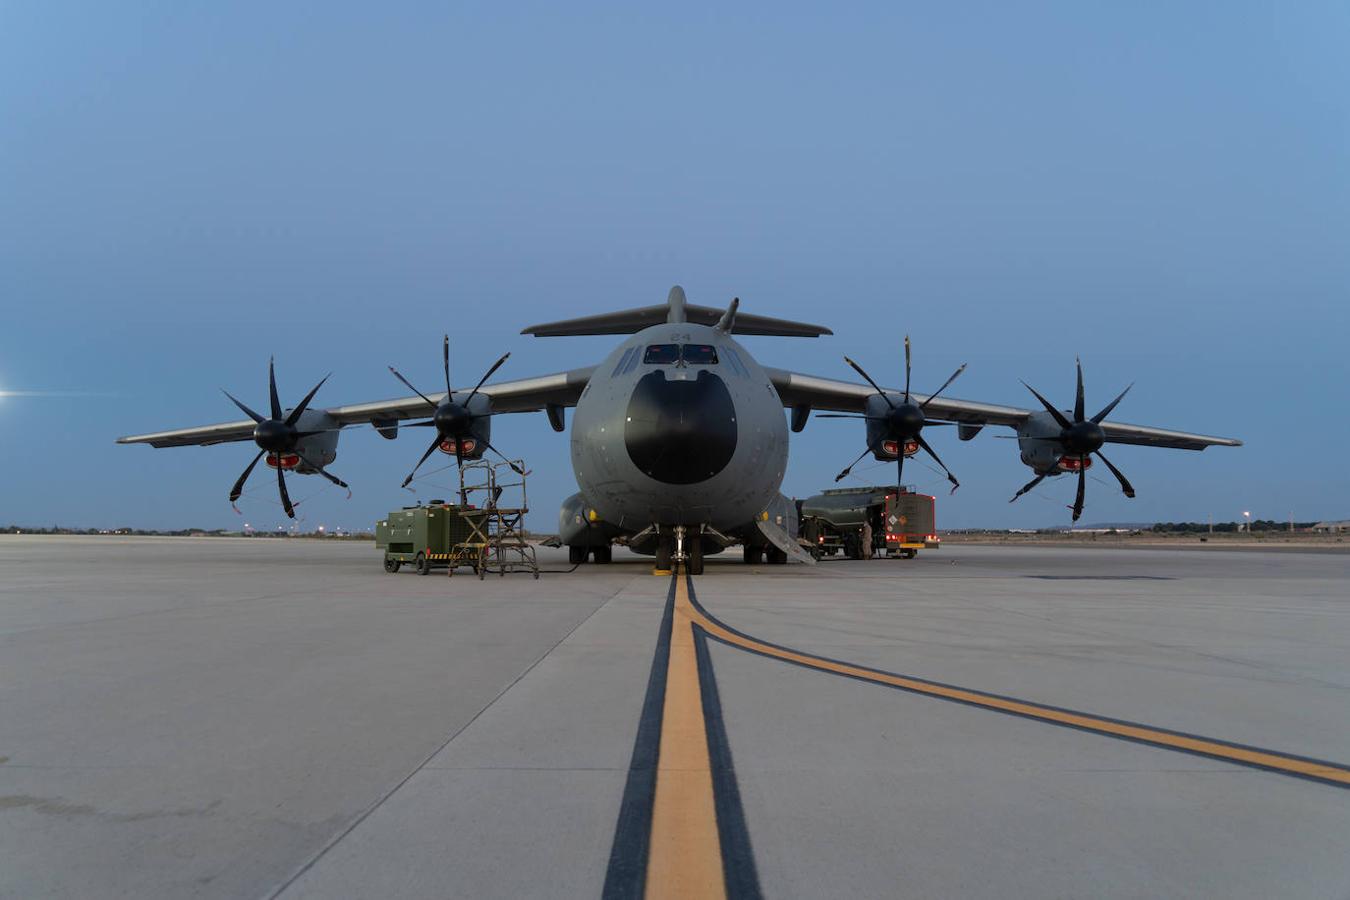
[666,285,687,324]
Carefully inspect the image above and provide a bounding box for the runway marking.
[682,583,1350,790]
[645,573,726,898]
[603,575,761,900]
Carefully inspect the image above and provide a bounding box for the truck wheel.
[903,548,917,560]
[592,545,612,564]
[568,545,587,565]
[767,548,788,565]
[415,553,431,576]
[743,545,763,565]
[384,557,401,573]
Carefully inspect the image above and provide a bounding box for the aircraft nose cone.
[625,370,738,484]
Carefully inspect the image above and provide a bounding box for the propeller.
[223,358,347,518]
[390,335,523,488]
[824,336,966,493]
[1011,358,1135,521]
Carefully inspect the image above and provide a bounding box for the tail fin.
[520,285,832,338]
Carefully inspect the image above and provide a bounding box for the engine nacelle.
[1016,410,1091,475]
[433,393,492,461]
[862,394,919,461]
[274,409,340,473]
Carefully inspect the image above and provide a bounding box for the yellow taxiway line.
[645,573,726,899]
[682,583,1350,789]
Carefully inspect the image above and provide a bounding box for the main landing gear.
[569,544,613,565]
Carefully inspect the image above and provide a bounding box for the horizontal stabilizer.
[521,285,832,338]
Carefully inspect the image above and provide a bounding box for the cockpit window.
[642,343,721,366]
[682,344,718,365]
[642,344,681,365]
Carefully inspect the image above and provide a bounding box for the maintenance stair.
[448,459,539,580]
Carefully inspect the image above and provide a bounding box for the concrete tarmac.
[1,536,1347,898]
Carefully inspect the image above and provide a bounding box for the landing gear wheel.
[655,539,673,571]
[767,547,788,565]
[384,557,401,573]
[591,545,612,564]
[686,540,705,576]
[568,545,587,565]
[415,552,431,576]
[742,545,763,565]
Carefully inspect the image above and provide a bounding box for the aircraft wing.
[116,366,595,448]
[765,368,1242,451]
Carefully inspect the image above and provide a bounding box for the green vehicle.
[375,501,487,575]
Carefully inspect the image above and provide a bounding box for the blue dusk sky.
[2,2,1347,531]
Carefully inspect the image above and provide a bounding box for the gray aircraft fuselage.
[570,321,788,533]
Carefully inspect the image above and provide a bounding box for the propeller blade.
[896,450,905,492]
[1094,450,1136,498]
[295,451,349,490]
[277,462,295,518]
[834,438,881,482]
[1021,381,1074,430]
[388,366,438,409]
[1090,383,1133,425]
[222,390,264,424]
[916,434,960,493]
[229,450,265,502]
[1070,465,1086,522]
[465,352,510,404]
[405,420,438,427]
[284,373,331,427]
[402,433,445,488]
[482,439,525,474]
[1009,472,1048,503]
[443,334,452,396]
[455,438,464,469]
[1073,357,1085,423]
[919,363,968,411]
[903,336,912,403]
[844,357,894,409]
[268,357,282,421]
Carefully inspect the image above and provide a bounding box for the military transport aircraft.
[117,286,1241,573]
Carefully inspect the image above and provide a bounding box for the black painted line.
[693,623,763,899]
[601,577,677,899]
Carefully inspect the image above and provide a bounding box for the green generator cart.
[375,501,487,575]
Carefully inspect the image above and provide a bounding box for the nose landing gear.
[656,525,705,575]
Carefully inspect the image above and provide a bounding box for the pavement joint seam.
[265,574,642,899]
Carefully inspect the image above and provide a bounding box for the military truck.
[798,486,939,560]
[375,501,488,575]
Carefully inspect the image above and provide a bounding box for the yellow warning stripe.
[684,591,1350,788]
[645,574,726,899]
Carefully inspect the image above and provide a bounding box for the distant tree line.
[1150,520,1316,533]
[3,525,373,539]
